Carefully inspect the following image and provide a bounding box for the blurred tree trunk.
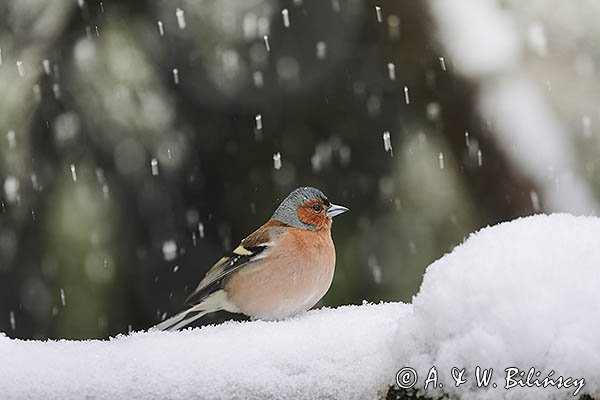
[379,0,539,222]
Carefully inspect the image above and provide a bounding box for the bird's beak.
[326,204,349,218]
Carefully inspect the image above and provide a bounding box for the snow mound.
[407,214,600,399]
[0,302,409,400]
[1,214,599,400]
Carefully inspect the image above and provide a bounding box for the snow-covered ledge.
[2,214,599,400]
[1,303,408,400]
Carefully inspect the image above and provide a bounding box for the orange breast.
[224,227,336,320]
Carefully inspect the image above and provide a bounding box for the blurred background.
[1,0,598,339]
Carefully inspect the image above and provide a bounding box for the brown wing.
[185,220,288,305]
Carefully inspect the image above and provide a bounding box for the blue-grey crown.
[271,186,329,230]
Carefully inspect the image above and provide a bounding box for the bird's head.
[271,186,349,231]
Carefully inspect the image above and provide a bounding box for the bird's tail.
[151,290,231,331]
[152,304,213,331]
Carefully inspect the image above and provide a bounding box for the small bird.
[154,186,349,331]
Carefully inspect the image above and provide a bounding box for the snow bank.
[2,214,600,400]
[406,214,600,399]
[0,302,410,400]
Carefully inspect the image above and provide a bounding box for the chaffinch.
[154,186,349,331]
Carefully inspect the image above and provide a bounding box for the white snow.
[161,240,178,261]
[0,303,408,400]
[382,131,392,155]
[175,8,186,30]
[387,62,396,80]
[3,176,20,203]
[150,158,159,176]
[281,9,290,28]
[405,214,600,399]
[316,41,327,59]
[2,214,600,399]
[272,152,282,170]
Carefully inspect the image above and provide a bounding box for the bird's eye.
[312,204,323,212]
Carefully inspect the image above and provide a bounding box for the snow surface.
[2,214,600,399]
[405,213,600,399]
[0,303,409,400]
